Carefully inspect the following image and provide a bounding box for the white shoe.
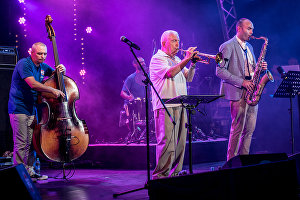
[27,166,48,180]
[37,174,48,180]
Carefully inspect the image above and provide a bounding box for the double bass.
[33,15,89,163]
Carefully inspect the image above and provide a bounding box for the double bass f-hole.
[32,15,89,163]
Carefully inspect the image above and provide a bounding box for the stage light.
[19,0,25,3]
[28,48,32,55]
[80,69,86,76]
[86,27,92,34]
[18,17,26,25]
[73,0,77,41]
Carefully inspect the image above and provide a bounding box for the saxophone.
[244,36,274,106]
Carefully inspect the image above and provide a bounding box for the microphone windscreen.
[120,36,126,42]
[277,66,285,74]
[277,66,286,78]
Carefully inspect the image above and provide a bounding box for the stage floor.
[35,159,300,200]
[35,161,225,200]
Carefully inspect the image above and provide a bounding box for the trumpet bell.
[215,52,223,64]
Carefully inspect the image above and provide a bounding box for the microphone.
[120,36,140,50]
[277,66,286,79]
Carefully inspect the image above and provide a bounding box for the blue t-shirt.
[122,72,146,104]
[8,57,54,115]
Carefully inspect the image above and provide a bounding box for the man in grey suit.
[216,18,268,161]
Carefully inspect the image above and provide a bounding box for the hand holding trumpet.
[181,47,200,63]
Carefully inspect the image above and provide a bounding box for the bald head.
[132,57,146,71]
[31,42,47,66]
[236,18,254,42]
[32,42,46,52]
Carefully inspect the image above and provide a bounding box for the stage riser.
[77,140,227,169]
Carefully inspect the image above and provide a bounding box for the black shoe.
[178,170,188,176]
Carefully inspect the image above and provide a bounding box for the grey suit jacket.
[216,36,256,101]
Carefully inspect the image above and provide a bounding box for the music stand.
[113,42,175,198]
[273,71,300,154]
[164,94,224,174]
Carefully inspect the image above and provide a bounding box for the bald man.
[216,18,268,161]
[8,42,65,180]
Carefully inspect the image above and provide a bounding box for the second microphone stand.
[113,45,175,198]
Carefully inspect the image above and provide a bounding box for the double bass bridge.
[57,117,72,121]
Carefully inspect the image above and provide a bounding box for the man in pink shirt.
[150,30,198,179]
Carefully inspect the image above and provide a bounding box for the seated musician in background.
[150,30,198,179]
[8,42,66,180]
[120,57,147,102]
[120,57,148,132]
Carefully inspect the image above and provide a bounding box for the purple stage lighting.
[18,0,25,3]
[86,27,92,34]
[18,17,26,25]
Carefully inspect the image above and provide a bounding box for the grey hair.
[160,30,179,46]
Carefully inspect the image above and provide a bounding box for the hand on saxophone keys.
[261,61,268,71]
[242,80,255,93]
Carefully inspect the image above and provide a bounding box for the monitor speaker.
[222,153,288,169]
[0,164,41,199]
[148,160,298,200]
[289,153,300,186]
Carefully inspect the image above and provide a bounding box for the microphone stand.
[113,45,175,198]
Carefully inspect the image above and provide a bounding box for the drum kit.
[119,97,155,144]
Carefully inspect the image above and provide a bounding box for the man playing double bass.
[8,42,66,180]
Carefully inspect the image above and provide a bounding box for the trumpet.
[178,49,223,65]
